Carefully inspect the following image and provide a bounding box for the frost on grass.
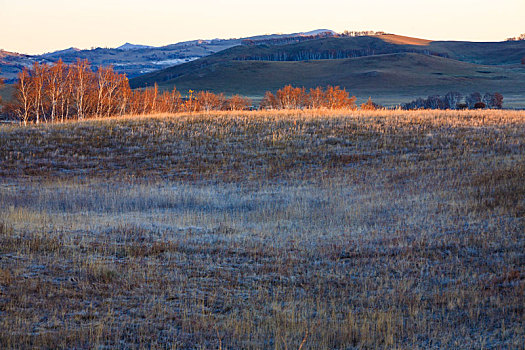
[0,110,524,348]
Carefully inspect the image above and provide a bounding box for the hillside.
[0,30,342,83]
[425,39,525,65]
[4,33,525,106]
[0,39,240,83]
[0,40,239,83]
[0,50,33,84]
[373,34,432,46]
[128,35,525,106]
[0,83,14,102]
[236,34,525,65]
[130,51,525,107]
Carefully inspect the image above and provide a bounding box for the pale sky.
[1,0,524,55]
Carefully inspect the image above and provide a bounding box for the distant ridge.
[2,29,525,91]
[41,47,81,58]
[0,29,339,82]
[117,43,154,51]
[0,49,28,60]
[300,29,336,36]
[129,35,525,107]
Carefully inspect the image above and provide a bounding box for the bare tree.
[45,59,67,122]
[483,92,504,109]
[276,85,307,109]
[197,91,225,112]
[31,62,47,123]
[325,86,356,109]
[493,92,504,109]
[466,92,482,109]
[117,80,132,116]
[260,92,278,110]
[444,92,462,109]
[71,59,91,119]
[59,66,73,122]
[105,70,127,117]
[226,95,251,111]
[95,66,111,117]
[308,87,326,109]
[14,68,33,125]
[168,87,182,113]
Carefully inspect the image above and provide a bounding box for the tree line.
[506,33,525,41]
[2,60,378,124]
[2,60,510,124]
[3,60,254,125]
[234,48,449,62]
[401,92,503,110]
[241,32,334,46]
[239,30,387,46]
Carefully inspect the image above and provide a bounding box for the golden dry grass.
[0,109,524,348]
[374,34,432,46]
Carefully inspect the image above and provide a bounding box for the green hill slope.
[129,35,525,106]
[427,40,525,65]
[130,51,525,107]
[0,83,14,104]
[129,36,441,88]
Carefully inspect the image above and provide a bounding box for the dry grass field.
[0,109,524,349]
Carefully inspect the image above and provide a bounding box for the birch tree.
[71,59,91,119]
[14,68,33,125]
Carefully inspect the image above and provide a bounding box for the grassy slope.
[0,110,523,348]
[130,36,525,86]
[0,83,14,104]
[373,34,432,46]
[129,36,433,88]
[427,39,525,65]
[131,52,525,106]
[129,36,525,106]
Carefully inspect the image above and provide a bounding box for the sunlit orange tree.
[261,85,356,110]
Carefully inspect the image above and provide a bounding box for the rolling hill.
[3,32,525,107]
[0,30,343,83]
[129,35,525,107]
[0,40,239,83]
[0,50,33,84]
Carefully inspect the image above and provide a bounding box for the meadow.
[0,109,524,348]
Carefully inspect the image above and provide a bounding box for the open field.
[0,110,524,348]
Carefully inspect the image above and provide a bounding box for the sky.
[1,0,524,55]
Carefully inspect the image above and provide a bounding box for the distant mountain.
[117,43,154,51]
[40,47,81,58]
[0,29,338,83]
[0,50,35,83]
